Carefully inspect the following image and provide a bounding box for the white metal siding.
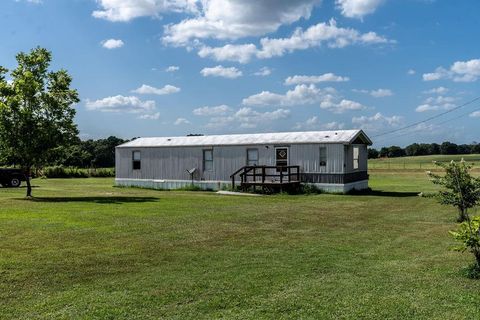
[116,143,349,181]
[344,144,368,173]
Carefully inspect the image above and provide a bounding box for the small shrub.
[460,263,480,279]
[298,184,322,195]
[428,160,480,222]
[450,215,480,272]
[175,185,205,191]
[418,192,437,198]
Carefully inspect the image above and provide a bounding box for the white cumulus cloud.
[174,117,191,125]
[415,96,457,112]
[370,89,393,97]
[254,67,272,77]
[196,19,393,63]
[138,112,160,120]
[165,65,180,72]
[132,84,181,95]
[207,107,291,129]
[101,39,124,49]
[198,44,259,64]
[423,87,449,95]
[242,84,332,107]
[163,0,321,45]
[336,0,385,19]
[200,65,242,78]
[354,88,393,97]
[423,59,480,82]
[85,95,156,114]
[285,73,349,85]
[92,0,198,22]
[352,112,403,131]
[193,105,232,116]
[243,84,366,114]
[320,95,366,113]
[293,116,345,130]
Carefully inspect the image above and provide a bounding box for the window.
[132,151,141,170]
[353,146,359,170]
[203,149,213,172]
[319,147,327,167]
[247,149,259,166]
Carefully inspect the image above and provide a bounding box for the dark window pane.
[133,160,141,170]
[320,147,327,166]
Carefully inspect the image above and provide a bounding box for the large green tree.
[0,47,79,197]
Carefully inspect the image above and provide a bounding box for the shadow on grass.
[21,196,159,204]
[348,189,420,197]
[0,185,40,189]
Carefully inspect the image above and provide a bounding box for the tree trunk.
[457,208,467,223]
[25,167,32,197]
[474,250,480,269]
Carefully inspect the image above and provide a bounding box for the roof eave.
[349,130,373,146]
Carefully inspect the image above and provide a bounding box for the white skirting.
[308,180,369,193]
[115,178,369,193]
[115,178,232,191]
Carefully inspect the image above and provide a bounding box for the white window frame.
[203,149,214,172]
[353,146,360,170]
[247,148,259,166]
[132,150,141,170]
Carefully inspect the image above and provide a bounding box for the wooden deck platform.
[230,165,301,192]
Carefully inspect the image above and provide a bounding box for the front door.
[275,147,288,172]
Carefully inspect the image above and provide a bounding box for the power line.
[436,106,480,126]
[374,104,480,143]
[372,96,480,138]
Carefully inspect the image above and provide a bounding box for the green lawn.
[369,153,480,170]
[1,173,480,319]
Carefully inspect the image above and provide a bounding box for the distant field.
[369,153,480,170]
[1,174,480,319]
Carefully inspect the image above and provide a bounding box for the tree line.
[0,135,127,168]
[368,141,480,159]
[47,136,127,168]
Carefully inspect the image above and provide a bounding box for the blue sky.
[1,0,479,147]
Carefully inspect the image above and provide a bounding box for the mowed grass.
[1,172,480,319]
[369,153,480,170]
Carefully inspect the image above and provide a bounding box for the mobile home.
[115,130,372,193]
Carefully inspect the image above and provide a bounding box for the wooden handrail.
[230,165,255,178]
[230,165,300,190]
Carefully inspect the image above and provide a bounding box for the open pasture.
[1,169,480,319]
[369,153,480,170]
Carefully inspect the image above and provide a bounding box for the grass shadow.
[348,189,420,197]
[22,196,159,204]
[1,185,40,189]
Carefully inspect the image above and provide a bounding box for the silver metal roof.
[117,130,372,148]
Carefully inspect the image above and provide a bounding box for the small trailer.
[115,130,373,193]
